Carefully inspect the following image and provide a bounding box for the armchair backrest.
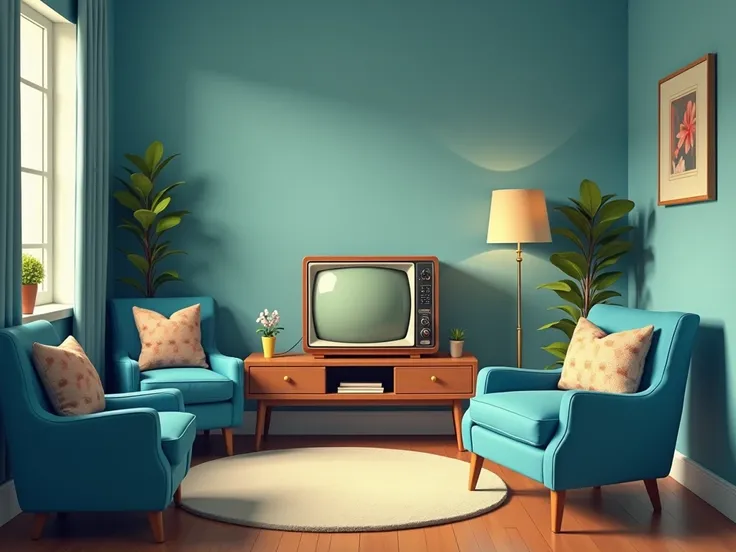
[587,304,699,409]
[108,296,217,361]
[0,321,62,457]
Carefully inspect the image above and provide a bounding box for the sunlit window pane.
[21,172,44,245]
[20,82,45,172]
[20,16,45,87]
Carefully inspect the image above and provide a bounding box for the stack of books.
[337,382,384,394]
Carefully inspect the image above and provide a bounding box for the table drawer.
[395,366,473,394]
[249,367,325,394]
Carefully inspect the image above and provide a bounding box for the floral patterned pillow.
[32,336,106,416]
[558,317,654,394]
[133,304,208,371]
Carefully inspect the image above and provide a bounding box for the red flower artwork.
[670,91,697,175]
[676,100,696,155]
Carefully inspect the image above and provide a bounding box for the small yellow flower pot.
[262,336,276,358]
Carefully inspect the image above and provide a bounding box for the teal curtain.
[74,0,110,379]
[0,0,22,485]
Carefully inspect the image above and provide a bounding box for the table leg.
[452,400,465,452]
[263,405,272,441]
[255,401,267,452]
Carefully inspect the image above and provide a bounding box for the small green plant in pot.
[21,253,45,314]
[449,328,466,358]
[538,179,634,367]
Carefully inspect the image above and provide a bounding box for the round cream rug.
[180,447,507,532]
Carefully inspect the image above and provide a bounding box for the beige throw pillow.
[32,336,106,416]
[558,317,654,394]
[133,304,208,371]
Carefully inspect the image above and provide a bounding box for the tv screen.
[312,267,411,343]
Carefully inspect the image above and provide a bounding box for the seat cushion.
[158,411,197,465]
[141,367,233,404]
[469,390,566,448]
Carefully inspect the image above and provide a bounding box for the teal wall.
[629,0,736,485]
[111,1,628,381]
[41,0,76,22]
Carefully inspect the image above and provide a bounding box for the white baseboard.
[669,451,736,523]
[232,410,456,436]
[0,480,20,528]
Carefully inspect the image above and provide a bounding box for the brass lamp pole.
[487,189,551,368]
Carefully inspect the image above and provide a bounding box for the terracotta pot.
[22,284,38,315]
[262,336,276,358]
[449,340,464,358]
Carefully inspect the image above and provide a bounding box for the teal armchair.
[0,321,196,543]
[109,296,244,456]
[463,305,700,533]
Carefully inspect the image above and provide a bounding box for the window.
[20,4,54,306]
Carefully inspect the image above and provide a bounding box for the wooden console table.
[244,352,478,452]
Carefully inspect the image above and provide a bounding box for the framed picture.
[658,54,716,206]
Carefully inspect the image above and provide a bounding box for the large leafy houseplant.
[538,179,634,366]
[114,141,188,297]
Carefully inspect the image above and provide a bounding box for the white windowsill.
[22,303,73,324]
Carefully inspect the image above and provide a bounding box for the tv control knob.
[420,316,430,327]
[420,269,431,281]
[420,328,431,338]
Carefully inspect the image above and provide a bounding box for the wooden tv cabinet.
[244,352,478,452]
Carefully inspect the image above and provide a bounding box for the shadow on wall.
[682,323,736,484]
[631,205,656,309]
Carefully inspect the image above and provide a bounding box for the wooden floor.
[0,435,734,551]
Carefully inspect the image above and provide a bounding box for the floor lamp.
[487,189,551,368]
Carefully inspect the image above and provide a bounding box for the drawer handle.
[283,375,291,382]
[430,376,438,382]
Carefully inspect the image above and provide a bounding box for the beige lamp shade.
[487,189,552,244]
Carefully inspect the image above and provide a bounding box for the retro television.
[302,256,439,357]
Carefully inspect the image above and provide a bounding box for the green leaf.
[115,176,144,199]
[124,154,150,176]
[131,173,154,197]
[157,249,187,261]
[152,270,181,292]
[598,199,635,225]
[551,279,584,309]
[545,360,564,370]
[542,342,569,361]
[548,304,581,321]
[580,179,602,216]
[537,281,572,292]
[156,215,182,234]
[151,154,180,182]
[133,209,157,230]
[556,205,591,236]
[592,271,622,290]
[591,290,622,307]
[126,253,149,274]
[145,141,164,172]
[118,277,146,295]
[153,196,171,214]
[597,240,631,263]
[151,181,184,209]
[597,225,634,246]
[552,227,585,251]
[113,190,142,211]
[556,252,588,276]
[596,255,623,272]
[118,222,144,243]
[600,193,616,206]
[538,319,576,339]
[569,198,593,218]
[550,252,585,280]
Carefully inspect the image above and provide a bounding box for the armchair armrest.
[208,352,244,427]
[476,366,562,396]
[112,355,141,392]
[105,389,185,412]
[543,389,675,490]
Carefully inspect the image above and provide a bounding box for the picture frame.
[658,54,716,206]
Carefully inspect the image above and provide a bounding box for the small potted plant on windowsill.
[22,254,45,315]
[256,309,284,359]
[449,328,465,358]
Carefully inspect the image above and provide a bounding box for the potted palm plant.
[21,254,45,314]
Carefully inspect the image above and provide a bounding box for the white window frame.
[20,3,55,306]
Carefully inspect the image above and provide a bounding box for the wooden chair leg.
[30,513,48,540]
[468,453,484,491]
[222,427,234,456]
[203,429,210,439]
[147,511,165,543]
[174,485,182,507]
[551,490,566,533]
[644,479,662,512]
